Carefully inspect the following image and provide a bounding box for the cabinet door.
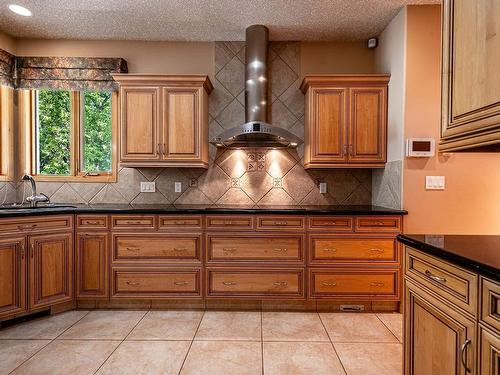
[120,86,161,161]
[76,233,109,299]
[162,87,201,161]
[29,233,73,309]
[478,326,500,375]
[306,88,348,166]
[348,87,386,163]
[0,237,26,319]
[405,280,476,375]
[441,0,500,151]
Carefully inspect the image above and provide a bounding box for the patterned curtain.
[0,48,128,91]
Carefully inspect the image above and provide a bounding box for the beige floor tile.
[59,310,146,340]
[12,340,119,375]
[377,313,403,342]
[335,342,402,375]
[181,341,262,375]
[0,340,50,375]
[263,342,346,375]
[97,341,190,375]
[0,311,89,339]
[127,311,203,340]
[262,312,329,342]
[320,313,398,343]
[195,311,261,341]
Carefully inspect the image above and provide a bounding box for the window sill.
[30,174,117,183]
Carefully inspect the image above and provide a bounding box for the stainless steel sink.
[0,203,77,210]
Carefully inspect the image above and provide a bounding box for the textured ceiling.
[0,0,439,42]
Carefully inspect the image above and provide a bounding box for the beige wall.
[0,31,15,54]
[300,42,375,76]
[403,5,500,234]
[375,8,406,162]
[15,39,215,80]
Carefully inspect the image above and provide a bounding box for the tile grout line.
[374,313,402,344]
[91,309,149,375]
[7,309,91,375]
[177,310,206,375]
[318,312,349,375]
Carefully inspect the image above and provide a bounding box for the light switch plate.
[319,182,327,194]
[425,176,445,190]
[140,181,156,193]
[174,182,182,193]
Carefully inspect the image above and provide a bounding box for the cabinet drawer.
[112,268,201,298]
[158,215,203,230]
[405,247,478,315]
[0,215,73,235]
[480,277,500,331]
[355,216,401,233]
[113,234,201,263]
[256,216,305,231]
[207,235,304,263]
[207,269,304,298]
[206,215,254,230]
[111,215,156,230]
[310,236,397,265]
[307,216,354,232]
[76,215,109,230]
[310,269,399,299]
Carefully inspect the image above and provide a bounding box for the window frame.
[24,89,117,182]
[0,86,14,182]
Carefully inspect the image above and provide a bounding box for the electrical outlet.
[140,181,156,193]
[174,182,182,193]
[319,182,327,194]
[425,176,445,190]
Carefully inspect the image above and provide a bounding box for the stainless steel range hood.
[211,25,303,149]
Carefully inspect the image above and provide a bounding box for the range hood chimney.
[211,25,303,149]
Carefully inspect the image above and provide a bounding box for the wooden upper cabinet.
[0,237,26,319]
[120,87,161,161]
[301,75,389,168]
[441,0,500,151]
[28,233,73,310]
[113,74,212,168]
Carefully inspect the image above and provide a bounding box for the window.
[0,86,14,181]
[29,89,116,181]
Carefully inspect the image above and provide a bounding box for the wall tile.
[174,187,212,205]
[215,99,245,130]
[89,185,128,204]
[240,171,273,202]
[131,191,169,205]
[258,187,296,205]
[155,168,189,203]
[216,188,254,205]
[372,160,402,209]
[50,184,84,204]
[281,164,316,202]
[216,56,245,97]
[197,165,230,202]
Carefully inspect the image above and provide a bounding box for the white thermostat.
[406,138,435,157]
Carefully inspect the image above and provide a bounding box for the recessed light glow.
[8,4,32,16]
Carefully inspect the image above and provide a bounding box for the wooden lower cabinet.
[76,233,109,299]
[478,325,500,375]
[405,280,476,375]
[29,233,73,310]
[0,237,26,318]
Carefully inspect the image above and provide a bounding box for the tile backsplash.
[6,41,373,206]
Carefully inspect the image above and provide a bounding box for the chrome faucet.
[22,175,49,207]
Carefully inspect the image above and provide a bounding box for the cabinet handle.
[370,282,385,287]
[274,221,288,225]
[349,144,353,157]
[30,243,34,258]
[369,248,384,254]
[273,248,288,253]
[20,244,25,260]
[173,247,187,252]
[125,221,143,225]
[342,144,348,156]
[273,281,288,287]
[460,338,472,373]
[84,221,101,225]
[326,222,338,225]
[425,270,447,283]
[125,281,141,286]
[126,247,140,252]
[173,281,188,286]
[163,143,167,156]
[157,143,162,155]
[223,248,237,253]
[174,221,186,225]
[324,248,337,252]
[322,281,337,287]
[224,220,234,225]
[18,224,37,231]
[222,281,236,286]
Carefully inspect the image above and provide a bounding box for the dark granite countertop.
[398,234,500,282]
[0,203,407,218]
